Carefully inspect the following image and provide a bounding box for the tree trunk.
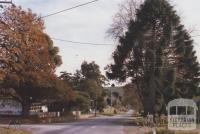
[143,49,156,116]
[21,100,31,117]
[142,74,156,119]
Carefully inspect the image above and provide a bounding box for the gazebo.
[167,98,198,131]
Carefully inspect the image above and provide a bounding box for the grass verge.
[146,129,199,134]
[0,127,31,134]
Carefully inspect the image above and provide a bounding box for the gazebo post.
[186,106,188,115]
[194,107,196,126]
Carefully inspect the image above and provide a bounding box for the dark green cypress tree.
[107,0,200,115]
[172,25,200,98]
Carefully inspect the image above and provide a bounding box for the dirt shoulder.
[123,126,151,134]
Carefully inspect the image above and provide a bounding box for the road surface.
[22,111,148,134]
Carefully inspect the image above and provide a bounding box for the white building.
[0,99,22,115]
[29,103,48,115]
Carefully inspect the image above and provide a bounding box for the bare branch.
[107,0,143,39]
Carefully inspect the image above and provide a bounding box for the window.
[177,106,186,115]
[170,106,176,115]
[187,106,194,115]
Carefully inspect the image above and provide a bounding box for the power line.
[41,0,99,18]
[51,37,114,46]
[52,37,200,47]
[191,35,200,38]
[0,0,12,4]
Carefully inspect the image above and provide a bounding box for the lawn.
[0,127,31,134]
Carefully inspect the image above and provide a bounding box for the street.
[22,111,148,134]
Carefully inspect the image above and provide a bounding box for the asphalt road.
[22,111,143,134]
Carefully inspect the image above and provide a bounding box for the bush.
[73,91,90,113]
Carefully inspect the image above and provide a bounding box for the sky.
[10,0,200,76]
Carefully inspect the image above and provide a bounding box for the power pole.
[110,84,115,114]
[94,93,97,117]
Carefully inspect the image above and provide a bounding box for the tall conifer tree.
[107,0,200,115]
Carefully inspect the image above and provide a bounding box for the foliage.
[0,5,72,115]
[106,0,200,115]
[123,84,143,111]
[80,61,107,87]
[97,96,106,112]
[73,91,90,113]
[107,0,143,38]
[60,61,107,112]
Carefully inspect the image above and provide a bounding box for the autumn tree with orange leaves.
[0,5,73,115]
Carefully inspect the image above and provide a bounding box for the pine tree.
[107,0,200,115]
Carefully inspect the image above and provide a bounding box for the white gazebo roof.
[167,98,197,109]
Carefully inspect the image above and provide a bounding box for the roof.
[167,98,197,109]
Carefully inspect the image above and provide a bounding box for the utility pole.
[94,93,97,117]
[110,87,112,107]
[110,84,115,114]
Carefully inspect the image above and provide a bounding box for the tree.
[123,84,143,112]
[46,35,62,67]
[107,0,200,115]
[60,61,107,112]
[0,5,71,115]
[107,0,143,38]
[73,91,90,113]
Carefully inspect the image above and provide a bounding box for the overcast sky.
[12,0,200,76]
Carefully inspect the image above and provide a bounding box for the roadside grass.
[101,113,114,116]
[175,132,199,134]
[0,114,75,124]
[0,127,31,134]
[146,129,199,134]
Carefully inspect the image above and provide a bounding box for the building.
[29,103,48,115]
[103,86,124,106]
[0,99,22,115]
[0,88,22,115]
